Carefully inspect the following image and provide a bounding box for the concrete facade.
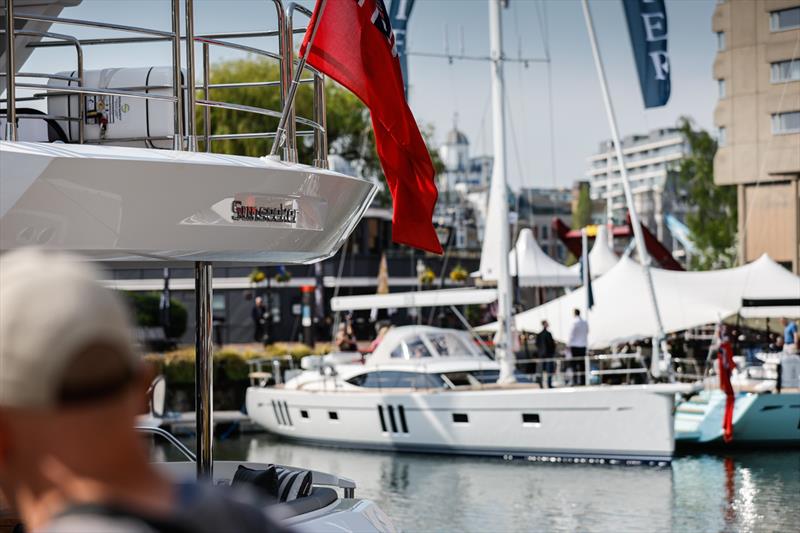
[712,0,800,273]
[586,128,690,254]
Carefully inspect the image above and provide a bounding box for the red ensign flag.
[300,0,443,254]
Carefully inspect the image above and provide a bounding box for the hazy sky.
[20,0,718,188]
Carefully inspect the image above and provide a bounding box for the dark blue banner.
[389,0,416,98]
[622,0,670,108]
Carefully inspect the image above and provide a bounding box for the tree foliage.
[675,117,738,270]
[572,182,592,230]
[200,58,442,206]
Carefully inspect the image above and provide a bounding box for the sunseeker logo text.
[231,200,298,223]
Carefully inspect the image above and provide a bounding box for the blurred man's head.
[0,248,155,519]
[781,317,789,326]
[573,309,580,317]
[541,320,549,330]
[255,296,263,306]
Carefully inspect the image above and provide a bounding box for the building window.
[772,111,800,134]
[771,60,800,83]
[771,7,800,31]
[716,31,725,51]
[718,79,726,98]
[717,126,727,147]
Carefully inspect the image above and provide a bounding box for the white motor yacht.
[247,326,692,465]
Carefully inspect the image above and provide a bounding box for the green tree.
[675,117,738,270]
[200,59,442,206]
[572,182,592,230]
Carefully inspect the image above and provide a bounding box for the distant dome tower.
[438,114,469,191]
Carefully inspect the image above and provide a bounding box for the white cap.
[0,248,139,408]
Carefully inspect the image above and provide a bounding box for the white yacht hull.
[675,389,800,445]
[247,385,681,464]
[0,142,376,263]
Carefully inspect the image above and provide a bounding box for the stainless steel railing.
[1,0,328,165]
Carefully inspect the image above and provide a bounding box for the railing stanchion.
[171,0,184,150]
[184,0,197,151]
[313,72,328,168]
[202,42,210,152]
[4,0,18,141]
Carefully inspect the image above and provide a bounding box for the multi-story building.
[586,128,690,252]
[712,0,800,273]
[517,187,573,263]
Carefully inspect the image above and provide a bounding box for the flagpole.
[580,0,667,378]
[270,0,328,157]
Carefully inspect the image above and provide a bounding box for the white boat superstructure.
[248,326,692,465]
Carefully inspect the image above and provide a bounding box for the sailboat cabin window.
[405,337,432,358]
[426,333,475,357]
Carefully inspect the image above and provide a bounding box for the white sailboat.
[246,0,693,465]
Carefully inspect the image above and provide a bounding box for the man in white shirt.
[567,309,589,385]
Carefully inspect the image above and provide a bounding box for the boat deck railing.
[2,0,327,166]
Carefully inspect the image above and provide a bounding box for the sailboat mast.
[580,0,667,377]
[489,0,516,383]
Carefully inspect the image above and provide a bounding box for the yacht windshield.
[405,337,432,358]
[425,333,475,357]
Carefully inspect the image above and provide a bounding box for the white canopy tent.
[330,288,498,311]
[479,228,580,287]
[569,225,619,279]
[476,254,800,348]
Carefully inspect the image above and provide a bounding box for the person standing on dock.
[252,296,269,346]
[567,309,589,385]
[536,320,556,388]
[0,248,288,533]
[781,317,798,354]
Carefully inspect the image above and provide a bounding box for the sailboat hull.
[247,384,680,465]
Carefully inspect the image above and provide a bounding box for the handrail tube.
[194,36,282,62]
[208,79,313,89]
[11,12,175,38]
[135,426,197,462]
[208,130,314,141]
[313,72,328,167]
[196,99,322,130]
[21,83,177,101]
[23,30,302,48]
[6,72,79,81]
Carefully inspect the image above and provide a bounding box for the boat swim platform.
[138,410,265,436]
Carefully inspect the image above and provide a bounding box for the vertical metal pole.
[171,0,184,150]
[184,0,197,151]
[202,42,210,152]
[581,229,590,385]
[313,72,328,168]
[270,0,328,159]
[4,0,17,141]
[76,43,85,144]
[581,0,666,378]
[489,0,515,384]
[194,261,213,480]
[283,8,297,162]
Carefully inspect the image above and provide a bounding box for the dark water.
[209,434,799,532]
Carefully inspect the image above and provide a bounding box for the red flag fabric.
[300,0,443,254]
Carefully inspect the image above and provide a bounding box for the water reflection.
[204,435,799,532]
